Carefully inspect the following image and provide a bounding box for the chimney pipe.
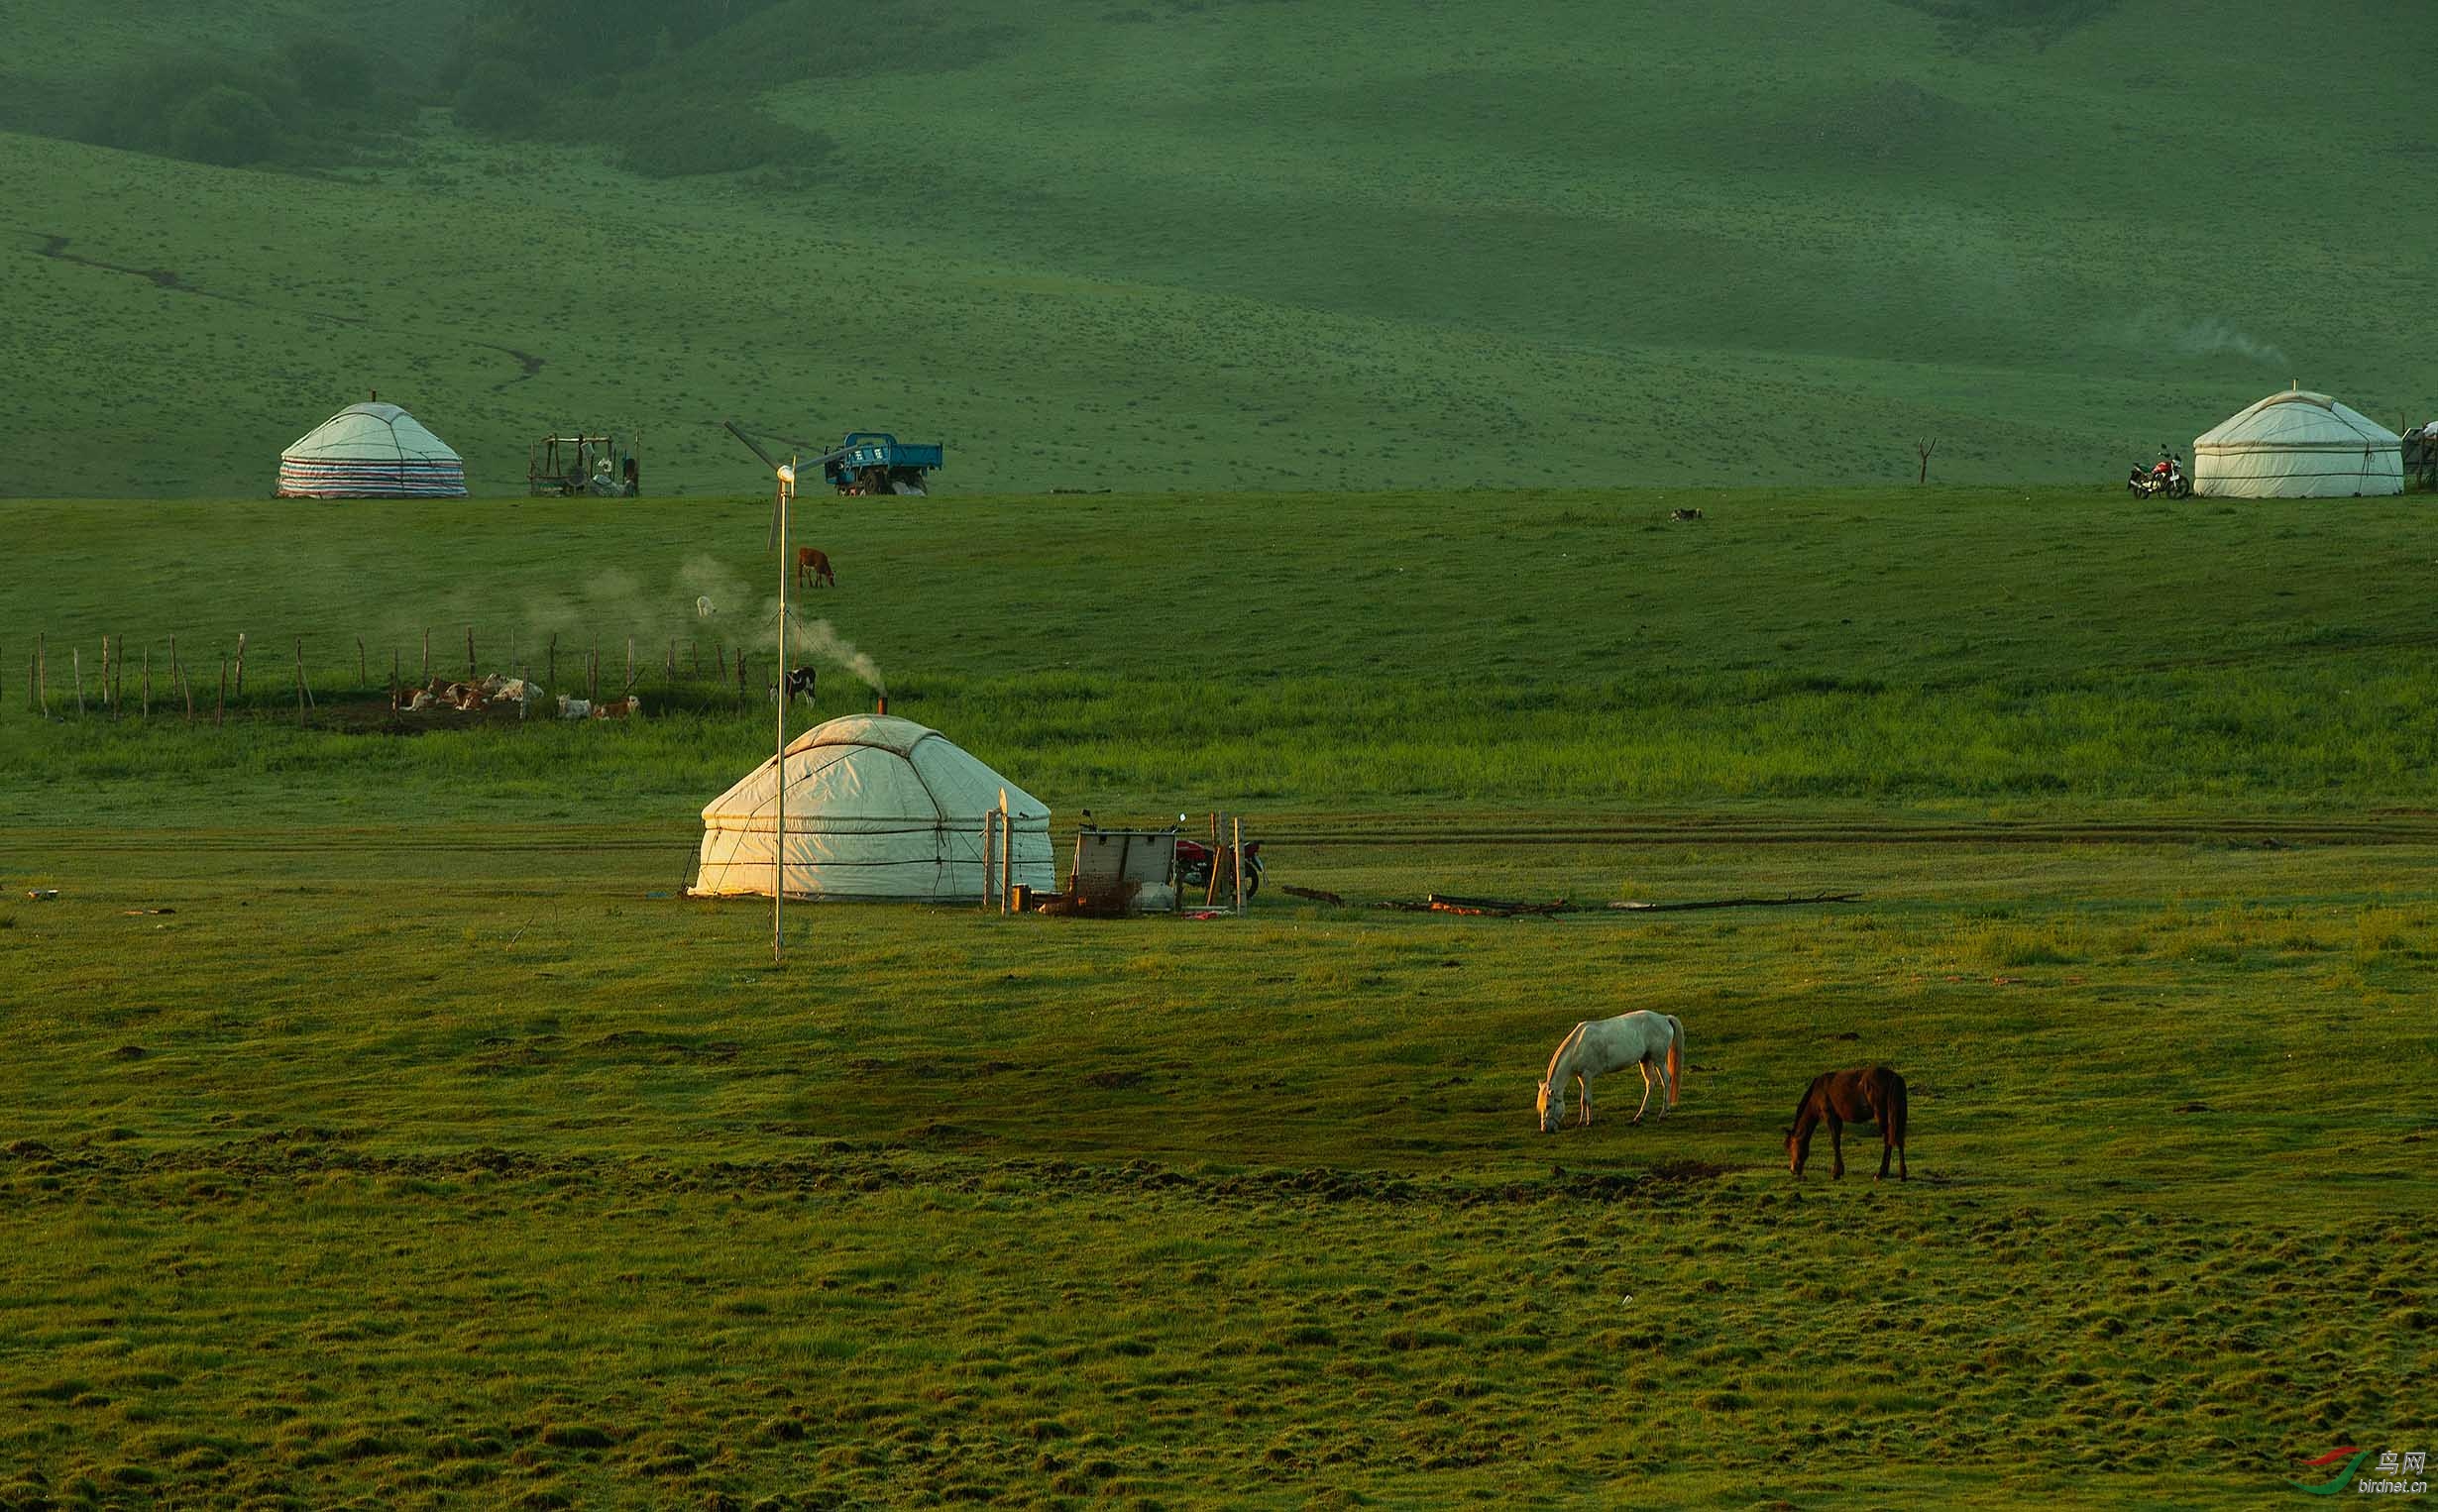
[875,694,888,716]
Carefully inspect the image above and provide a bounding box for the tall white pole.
[774,458,793,963]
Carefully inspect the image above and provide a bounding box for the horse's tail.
[1665,1016,1685,1107]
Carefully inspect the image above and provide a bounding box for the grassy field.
[3,840,2432,1508]
[5,0,2433,497]
[2,489,2434,1506]
[10,487,2438,827]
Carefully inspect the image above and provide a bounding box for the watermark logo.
[2289,1447,2428,1497]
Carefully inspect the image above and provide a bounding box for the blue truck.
[822,433,943,496]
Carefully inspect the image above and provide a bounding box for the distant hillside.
[1,0,2430,495]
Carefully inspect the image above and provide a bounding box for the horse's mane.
[1789,1070,1832,1129]
[1541,1022,1586,1085]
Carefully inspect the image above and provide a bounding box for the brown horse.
[1785,1065,1908,1180]
[795,547,835,589]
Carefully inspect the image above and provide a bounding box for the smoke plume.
[2166,317,2288,370]
[788,615,886,694]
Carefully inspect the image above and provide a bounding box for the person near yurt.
[277,395,468,497]
[2190,387,2403,498]
[690,713,1054,902]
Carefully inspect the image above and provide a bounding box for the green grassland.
[10,486,2438,828]
[5,0,2434,497]
[2,490,2434,1506]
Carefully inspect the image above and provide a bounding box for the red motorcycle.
[1176,835,1265,897]
[2127,450,2191,499]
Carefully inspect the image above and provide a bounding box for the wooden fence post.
[1233,814,1246,915]
[979,815,995,913]
[548,633,558,693]
[36,633,46,716]
[390,648,399,699]
[142,645,152,719]
[665,640,675,679]
[420,628,429,684]
[235,631,247,697]
[293,639,309,724]
[357,637,367,688]
[73,648,85,715]
[590,643,600,702]
[467,625,476,680]
[625,636,634,693]
[734,651,745,709]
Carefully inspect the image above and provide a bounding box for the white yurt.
[2191,388,2402,498]
[277,400,468,497]
[690,713,1054,902]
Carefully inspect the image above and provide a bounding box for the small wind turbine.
[723,420,810,963]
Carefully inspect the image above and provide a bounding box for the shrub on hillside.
[280,38,376,108]
[446,0,790,82]
[454,58,542,135]
[74,46,421,169]
[601,99,835,178]
[166,85,285,167]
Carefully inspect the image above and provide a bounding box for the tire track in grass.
[4,813,2436,856]
[23,229,545,389]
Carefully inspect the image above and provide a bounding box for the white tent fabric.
[278,401,468,497]
[2191,389,2402,498]
[690,714,1054,901]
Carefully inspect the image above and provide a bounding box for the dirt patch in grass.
[1644,1157,1733,1184]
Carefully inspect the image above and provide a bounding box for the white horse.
[1536,1011,1686,1133]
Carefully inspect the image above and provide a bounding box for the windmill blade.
[723,419,783,474]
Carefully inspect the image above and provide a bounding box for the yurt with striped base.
[2191,388,2403,499]
[277,400,467,497]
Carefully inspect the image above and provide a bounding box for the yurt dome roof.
[2194,389,2398,453]
[277,399,468,497]
[691,714,1054,901]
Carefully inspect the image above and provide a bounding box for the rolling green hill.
[3,0,2431,496]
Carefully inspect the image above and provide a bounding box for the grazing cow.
[796,547,836,589]
[1671,507,1704,521]
[782,666,818,706]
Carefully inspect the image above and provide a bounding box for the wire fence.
[7,626,825,725]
